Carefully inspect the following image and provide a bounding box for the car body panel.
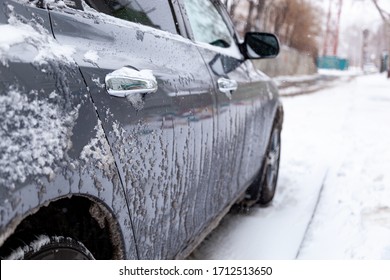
[0,0,137,258]
[47,3,224,259]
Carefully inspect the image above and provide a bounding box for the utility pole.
[386,21,390,77]
[362,29,369,68]
[323,0,344,56]
[387,22,390,77]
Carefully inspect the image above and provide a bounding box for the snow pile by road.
[275,69,359,96]
[191,73,390,260]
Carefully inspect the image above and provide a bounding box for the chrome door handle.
[105,67,158,97]
[218,77,238,93]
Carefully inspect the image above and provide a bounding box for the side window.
[84,0,178,34]
[183,0,234,48]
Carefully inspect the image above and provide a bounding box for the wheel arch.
[243,102,284,206]
[0,195,125,260]
[274,102,284,131]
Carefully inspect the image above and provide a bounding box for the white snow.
[275,74,320,84]
[317,68,362,76]
[275,69,359,96]
[0,23,34,52]
[83,50,99,66]
[0,9,75,65]
[0,6,84,189]
[5,235,51,260]
[105,67,157,110]
[4,235,93,259]
[44,0,67,9]
[191,73,390,260]
[80,120,115,178]
[91,76,105,89]
[0,88,80,189]
[298,74,390,259]
[105,67,157,83]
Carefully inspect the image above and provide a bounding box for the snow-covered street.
[191,73,390,260]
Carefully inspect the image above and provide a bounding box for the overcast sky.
[340,0,389,29]
[318,0,389,60]
[316,0,388,28]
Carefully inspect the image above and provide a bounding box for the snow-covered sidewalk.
[275,69,360,96]
[191,73,390,260]
[298,73,390,259]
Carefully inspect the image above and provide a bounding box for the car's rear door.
[48,0,218,259]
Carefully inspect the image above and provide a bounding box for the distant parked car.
[363,63,378,74]
[0,0,283,259]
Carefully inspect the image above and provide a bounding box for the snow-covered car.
[0,0,283,259]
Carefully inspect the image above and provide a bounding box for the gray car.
[0,0,283,259]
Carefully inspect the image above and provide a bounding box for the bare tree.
[371,0,390,77]
[262,0,322,57]
[243,0,256,34]
[372,0,390,23]
[222,0,322,59]
[222,0,241,19]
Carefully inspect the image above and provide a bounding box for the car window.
[183,0,233,48]
[84,0,178,34]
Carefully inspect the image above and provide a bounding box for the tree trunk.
[255,0,266,30]
[244,0,256,34]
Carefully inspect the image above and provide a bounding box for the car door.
[48,0,219,259]
[180,0,279,197]
[0,0,140,259]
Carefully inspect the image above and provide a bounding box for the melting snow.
[126,93,144,111]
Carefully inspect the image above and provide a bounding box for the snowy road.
[190,73,390,260]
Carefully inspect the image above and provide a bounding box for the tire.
[3,235,95,260]
[244,122,281,207]
[258,126,281,205]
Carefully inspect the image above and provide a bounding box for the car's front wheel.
[244,122,281,207]
[3,235,95,260]
[258,126,281,205]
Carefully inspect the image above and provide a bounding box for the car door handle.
[105,67,158,98]
[218,77,238,93]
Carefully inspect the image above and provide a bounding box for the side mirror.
[243,32,280,59]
